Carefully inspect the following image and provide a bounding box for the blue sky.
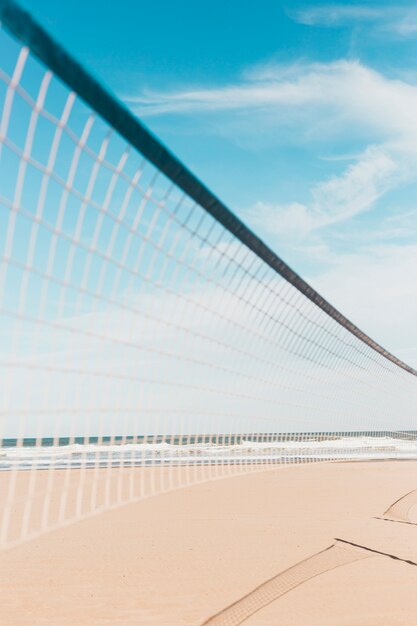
[17,0,417,366]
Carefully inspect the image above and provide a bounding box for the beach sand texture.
[0,461,417,625]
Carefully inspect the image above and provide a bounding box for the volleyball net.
[1,0,417,550]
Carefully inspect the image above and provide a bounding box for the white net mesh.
[1,5,417,550]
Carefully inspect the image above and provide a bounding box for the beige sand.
[0,461,417,625]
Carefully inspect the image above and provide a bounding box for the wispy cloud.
[310,145,402,226]
[127,61,331,116]
[292,5,383,26]
[291,4,417,37]
[247,145,403,237]
[128,59,417,232]
[128,60,417,138]
[127,60,351,116]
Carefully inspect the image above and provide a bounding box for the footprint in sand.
[380,487,417,524]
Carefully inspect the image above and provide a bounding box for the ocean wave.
[1,435,416,470]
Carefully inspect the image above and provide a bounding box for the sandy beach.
[0,461,417,625]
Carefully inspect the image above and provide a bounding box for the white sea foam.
[1,436,416,470]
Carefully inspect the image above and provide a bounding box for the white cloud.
[127,71,324,116]
[128,60,417,138]
[127,58,417,244]
[310,145,402,226]
[293,5,383,26]
[291,5,417,37]
[248,144,407,236]
[248,201,313,237]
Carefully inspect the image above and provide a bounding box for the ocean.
[1,431,417,471]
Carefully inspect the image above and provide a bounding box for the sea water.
[1,432,416,471]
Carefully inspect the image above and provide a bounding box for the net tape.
[0,0,417,550]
